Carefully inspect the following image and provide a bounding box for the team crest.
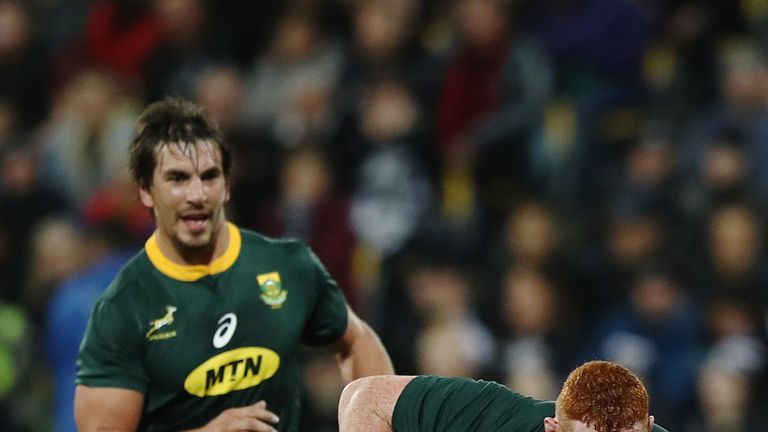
[146,305,178,341]
[257,272,287,309]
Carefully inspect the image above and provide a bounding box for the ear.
[139,187,154,208]
[544,417,559,432]
[648,415,655,431]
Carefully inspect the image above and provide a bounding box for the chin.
[176,231,214,249]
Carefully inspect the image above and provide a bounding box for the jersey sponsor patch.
[146,305,178,341]
[183,347,281,397]
[257,272,287,309]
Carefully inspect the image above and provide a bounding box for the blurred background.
[0,0,767,431]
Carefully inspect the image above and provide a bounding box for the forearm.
[336,320,394,383]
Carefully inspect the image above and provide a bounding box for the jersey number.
[213,313,238,348]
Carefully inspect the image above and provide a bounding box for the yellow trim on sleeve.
[145,223,242,282]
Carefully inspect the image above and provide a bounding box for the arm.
[338,375,416,432]
[331,306,394,383]
[75,386,280,432]
[75,386,143,432]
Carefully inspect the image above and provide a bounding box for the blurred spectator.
[38,70,139,206]
[497,266,564,400]
[254,147,359,308]
[645,0,750,117]
[81,169,154,244]
[334,0,442,192]
[143,0,221,102]
[598,124,687,268]
[610,124,681,218]
[530,0,650,213]
[299,351,345,432]
[679,128,754,224]
[203,1,284,69]
[695,357,760,432]
[479,199,588,335]
[0,0,51,131]
[588,201,670,309]
[81,0,161,85]
[690,202,768,309]
[349,78,434,259]
[44,216,138,432]
[589,268,703,431]
[437,0,552,225]
[408,259,493,377]
[381,253,492,376]
[415,318,494,379]
[23,218,85,323]
[35,0,93,60]
[680,40,768,198]
[192,65,245,134]
[340,0,442,122]
[0,141,68,304]
[0,303,34,431]
[693,297,768,432]
[237,9,343,148]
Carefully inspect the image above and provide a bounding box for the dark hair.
[129,98,230,189]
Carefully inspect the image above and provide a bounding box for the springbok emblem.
[146,306,177,338]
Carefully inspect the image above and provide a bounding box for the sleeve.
[76,290,150,394]
[301,246,349,346]
[652,424,671,432]
[393,376,545,432]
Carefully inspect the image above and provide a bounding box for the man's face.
[139,140,229,254]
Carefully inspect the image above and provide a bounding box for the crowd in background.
[1,0,768,431]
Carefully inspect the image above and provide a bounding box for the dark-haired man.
[75,99,393,431]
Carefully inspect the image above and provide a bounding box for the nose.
[186,176,206,204]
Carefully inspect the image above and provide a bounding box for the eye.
[201,169,222,182]
[166,172,189,183]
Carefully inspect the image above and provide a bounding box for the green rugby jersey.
[76,223,348,432]
[393,376,671,432]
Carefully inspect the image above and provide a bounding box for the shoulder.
[239,228,313,260]
[393,376,549,431]
[240,228,306,249]
[98,251,152,302]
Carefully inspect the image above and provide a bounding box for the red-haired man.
[339,360,670,432]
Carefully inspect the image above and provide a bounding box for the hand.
[191,401,280,432]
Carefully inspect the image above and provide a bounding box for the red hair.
[556,361,650,432]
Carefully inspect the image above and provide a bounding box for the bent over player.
[339,360,670,432]
[75,99,393,432]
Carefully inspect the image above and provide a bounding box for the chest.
[139,264,314,394]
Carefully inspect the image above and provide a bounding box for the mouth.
[179,212,211,234]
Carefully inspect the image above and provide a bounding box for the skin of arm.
[75,386,280,432]
[332,306,395,383]
[338,375,414,432]
[75,386,144,432]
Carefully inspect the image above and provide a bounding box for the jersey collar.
[145,222,241,282]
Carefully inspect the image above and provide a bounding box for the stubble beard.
[172,211,224,262]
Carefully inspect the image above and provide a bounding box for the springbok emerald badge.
[146,305,178,341]
[257,272,287,309]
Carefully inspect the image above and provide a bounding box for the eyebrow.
[200,167,222,178]
[163,169,191,177]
